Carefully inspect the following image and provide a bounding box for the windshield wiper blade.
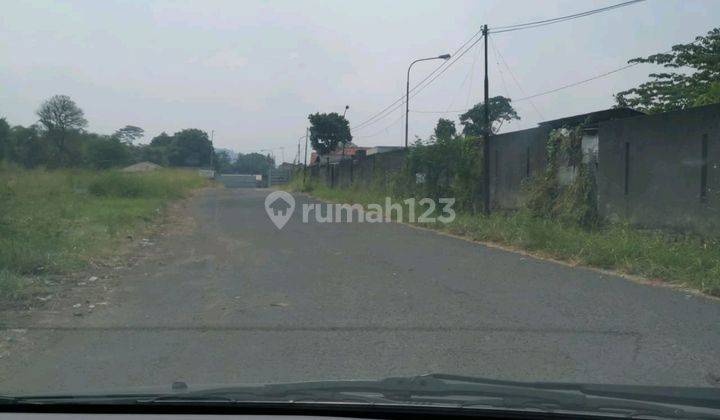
[0,396,18,405]
[156,374,719,418]
[8,374,720,418]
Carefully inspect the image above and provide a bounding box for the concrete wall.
[304,104,720,233]
[311,149,408,191]
[488,126,551,209]
[597,103,720,232]
[218,174,259,188]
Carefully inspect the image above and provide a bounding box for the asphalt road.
[1,187,720,394]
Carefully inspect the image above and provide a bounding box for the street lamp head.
[438,54,451,60]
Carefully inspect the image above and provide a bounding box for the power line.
[316,0,646,139]
[355,109,405,139]
[355,33,487,133]
[329,0,645,135]
[444,42,480,112]
[408,55,643,115]
[489,36,545,120]
[465,42,482,109]
[514,63,639,102]
[489,35,529,129]
[409,34,486,104]
[351,27,485,132]
[489,0,645,34]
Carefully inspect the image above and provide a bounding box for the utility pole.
[303,128,309,183]
[341,105,349,161]
[210,130,215,171]
[482,24,491,216]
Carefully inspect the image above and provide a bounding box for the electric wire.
[488,0,645,34]
[351,28,485,132]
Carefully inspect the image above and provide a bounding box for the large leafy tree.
[167,128,214,167]
[113,125,145,144]
[86,135,132,169]
[459,96,519,137]
[233,152,274,174]
[308,112,352,155]
[433,118,456,142]
[135,132,175,165]
[615,27,720,113]
[150,132,173,147]
[213,150,233,172]
[36,95,87,163]
[9,125,47,168]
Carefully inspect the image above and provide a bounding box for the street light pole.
[303,128,309,184]
[341,105,350,161]
[405,54,451,148]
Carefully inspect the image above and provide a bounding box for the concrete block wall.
[304,104,720,233]
[488,126,551,209]
[597,103,720,233]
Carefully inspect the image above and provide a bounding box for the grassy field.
[0,167,210,303]
[287,178,720,297]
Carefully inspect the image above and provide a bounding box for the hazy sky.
[1,0,718,162]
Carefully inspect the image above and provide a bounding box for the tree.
[308,112,352,155]
[459,96,519,137]
[113,125,144,144]
[433,118,456,142]
[36,95,88,163]
[0,118,9,162]
[615,27,720,113]
[138,145,167,165]
[86,136,132,169]
[233,152,274,174]
[213,150,233,173]
[10,124,48,168]
[150,132,173,147]
[166,128,213,167]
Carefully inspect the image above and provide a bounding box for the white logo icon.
[265,191,295,230]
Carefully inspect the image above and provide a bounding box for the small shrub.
[0,270,31,302]
[88,171,145,197]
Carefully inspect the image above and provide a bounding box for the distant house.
[309,143,406,165]
[121,162,161,172]
[366,146,403,155]
[277,162,299,172]
[310,143,370,165]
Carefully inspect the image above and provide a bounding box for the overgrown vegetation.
[524,125,599,228]
[0,167,210,304]
[398,135,484,213]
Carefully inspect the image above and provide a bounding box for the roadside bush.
[287,173,316,193]
[88,171,146,197]
[400,135,483,213]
